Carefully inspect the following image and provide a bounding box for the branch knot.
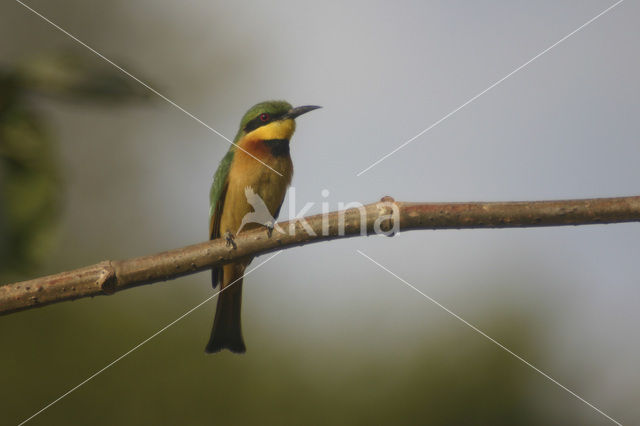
[96,261,117,294]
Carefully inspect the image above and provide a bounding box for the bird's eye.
[259,113,270,122]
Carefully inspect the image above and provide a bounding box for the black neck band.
[263,139,290,157]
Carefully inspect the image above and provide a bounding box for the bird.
[205,100,320,354]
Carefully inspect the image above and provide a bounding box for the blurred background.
[1,0,639,424]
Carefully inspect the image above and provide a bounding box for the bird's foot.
[264,221,274,238]
[224,231,237,249]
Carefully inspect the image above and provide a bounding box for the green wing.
[209,147,235,239]
[209,147,234,288]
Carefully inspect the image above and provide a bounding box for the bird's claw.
[224,231,237,249]
[265,221,274,238]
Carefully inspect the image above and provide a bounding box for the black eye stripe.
[243,112,286,133]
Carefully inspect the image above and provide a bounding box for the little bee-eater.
[206,100,320,353]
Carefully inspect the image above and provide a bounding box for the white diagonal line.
[14,0,283,177]
[356,250,622,426]
[356,0,625,176]
[17,251,283,426]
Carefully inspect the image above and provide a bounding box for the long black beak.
[285,105,322,119]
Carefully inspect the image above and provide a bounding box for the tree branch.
[2,195,639,316]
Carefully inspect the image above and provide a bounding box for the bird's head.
[233,100,321,144]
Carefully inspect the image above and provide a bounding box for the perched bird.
[206,100,320,353]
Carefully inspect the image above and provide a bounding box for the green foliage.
[0,52,152,280]
[0,301,566,425]
[17,52,151,104]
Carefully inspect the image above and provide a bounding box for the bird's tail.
[205,274,246,354]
